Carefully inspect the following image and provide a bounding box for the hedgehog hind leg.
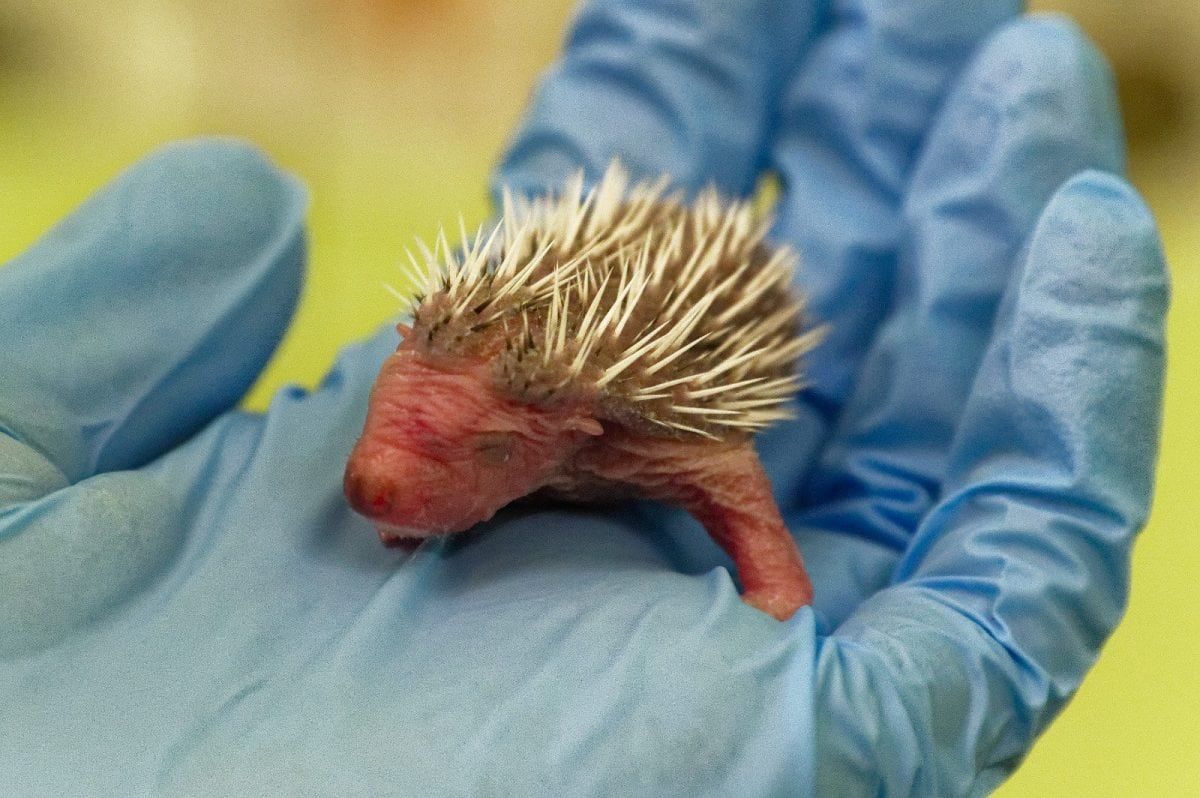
[674,445,812,621]
[576,433,812,620]
[707,517,812,621]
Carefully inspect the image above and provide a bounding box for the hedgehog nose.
[344,468,396,520]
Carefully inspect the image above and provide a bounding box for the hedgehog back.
[402,163,821,440]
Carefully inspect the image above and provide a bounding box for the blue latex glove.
[0,1,1167,795]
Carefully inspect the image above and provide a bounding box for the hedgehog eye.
[474,432,516,465]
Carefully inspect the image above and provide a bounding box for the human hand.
[0,2,1166,796]
[499,1,1167,791]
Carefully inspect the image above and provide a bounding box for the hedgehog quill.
[344,162,824,620]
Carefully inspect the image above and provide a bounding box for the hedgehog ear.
[564,417,603,437]
[396,322,414,339]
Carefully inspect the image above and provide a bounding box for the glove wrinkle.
[0,472,185,659]
[0,435,70,508]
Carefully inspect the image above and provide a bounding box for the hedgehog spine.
[395,161,822,438]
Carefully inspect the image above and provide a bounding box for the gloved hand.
[0,1,1167,795]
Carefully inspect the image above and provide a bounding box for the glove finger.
[769,0,1019,406]
[495,0,820,197]
[0,138,306,485]
[0,316,403,660]
[798,18,1125,562]
[815,173,1167,795]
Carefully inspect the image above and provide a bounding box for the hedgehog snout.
[344,445,467,534]
[344,466,400,521]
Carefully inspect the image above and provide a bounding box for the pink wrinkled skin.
[345,335,812,620]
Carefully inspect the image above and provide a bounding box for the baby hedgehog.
[344,162,823,620]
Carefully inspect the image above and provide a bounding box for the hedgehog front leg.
[575,434,812,620]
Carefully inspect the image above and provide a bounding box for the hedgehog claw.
[377,527,424,553]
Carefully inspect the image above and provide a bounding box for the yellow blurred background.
[0,2,1193,793]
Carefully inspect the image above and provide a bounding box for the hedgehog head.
[344,334,603,541]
